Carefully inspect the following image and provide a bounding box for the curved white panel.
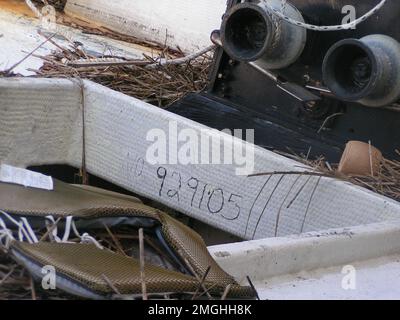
[1,78,400,240]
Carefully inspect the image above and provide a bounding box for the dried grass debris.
[30,40,214,107]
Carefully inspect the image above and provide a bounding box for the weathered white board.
[1,78,400,240]
[210,221,400,299]
[0,9,155,76]
[65,0,228,52]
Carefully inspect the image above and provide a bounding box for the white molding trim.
[209,221,400,282]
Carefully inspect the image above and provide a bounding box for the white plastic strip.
[0,164,53,190]
[0,210,34,244]
[62,216,73,242]
[0,217,15,250]
[21,217,39,243]
[45,216,62,242]
[71,219,104,249]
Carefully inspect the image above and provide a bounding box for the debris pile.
[272,147,400,202]
[31,39,214,107]
[17,0,215,108]
[0,169,254,300]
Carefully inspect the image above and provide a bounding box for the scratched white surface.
[65,0,228,52]
[1,78,400,239]
[255,254,400,300]
[0,9,154,75]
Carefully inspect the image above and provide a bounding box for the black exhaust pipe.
[220,0,306,70]
[323,35,400,107]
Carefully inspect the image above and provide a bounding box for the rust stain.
[0,0,36,17]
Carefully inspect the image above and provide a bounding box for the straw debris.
[30,38,214,107]
[270,150,400,202]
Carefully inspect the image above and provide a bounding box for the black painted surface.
[168,93,343,161]
[168,0,400,161]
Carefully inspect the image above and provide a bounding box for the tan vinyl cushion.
[11,241,254,298]
[1,180,254,298]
